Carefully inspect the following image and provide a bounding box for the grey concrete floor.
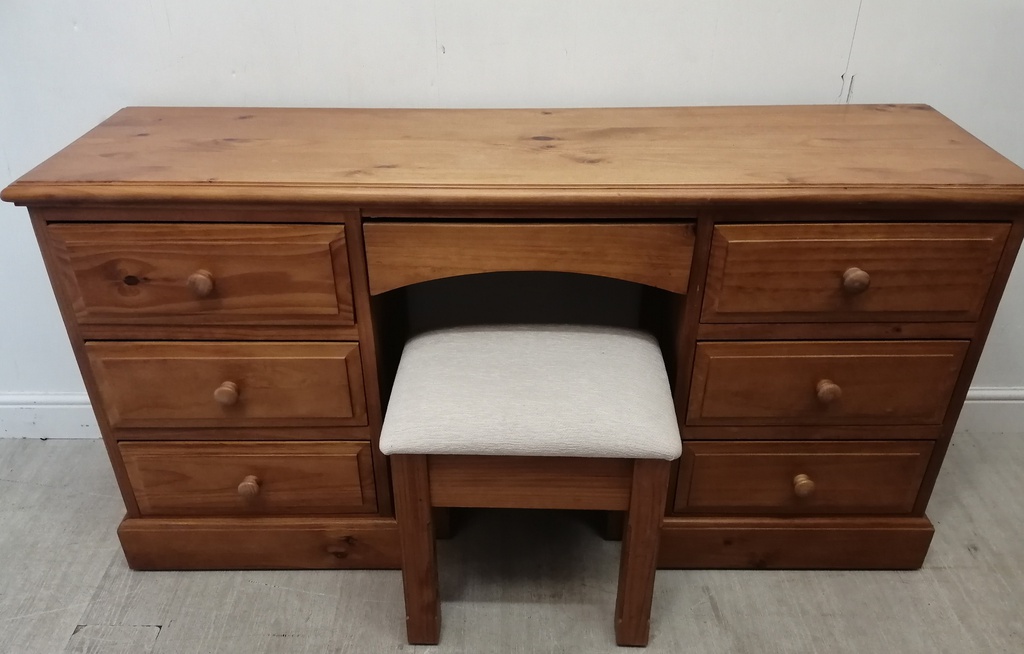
[0,430,1021,654]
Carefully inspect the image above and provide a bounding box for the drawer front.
[88,342,366,428]
[120,441,376,516]
[675,441,933,514]
[688,340,967,426]
[702,223,1009,322]
[364,222,694,295]
[49,223,354,325]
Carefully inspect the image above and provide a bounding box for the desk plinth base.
[658,516,935,570]
[116,514,934,571]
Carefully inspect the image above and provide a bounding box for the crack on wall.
[431,0,441,103]
[836,0,864,102]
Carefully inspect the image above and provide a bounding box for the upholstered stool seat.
[380,325,682,460]
[383,325,681,647]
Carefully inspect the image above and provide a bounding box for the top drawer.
[48,223,354,325]
[364,222,694,295]
[702,223,1009,323]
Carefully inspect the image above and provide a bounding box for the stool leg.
[392,454,441,645]
[615,459,670,647]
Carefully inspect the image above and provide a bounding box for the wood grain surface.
[615,459,670,646]
[48,222,354,325]
[345,212,395,516]
[28,215,143,516]
[87,341,367,429]
[426,455,634,510]
[364,222,694,294]
[702,222,1009,322]
[678,424,941,441]
[119,441,377,516]
[5,105,1024,205]
[118,515,401,570]
[687,340,968,426]
[674,441,933,514]
[391,454,441,644]
[659,516,935,569]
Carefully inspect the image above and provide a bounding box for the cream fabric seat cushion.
[379,325,682,460]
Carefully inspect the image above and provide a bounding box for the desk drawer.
[675,441,933,514]
[120,441,376,516]
[363,222,694,295]
[688,340,967,426]
[48,223,354,325]
[88,342,366,429]
[702,223,1009,322]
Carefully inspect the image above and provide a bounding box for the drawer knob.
[237,475,261,498]
[816,379,842,404]
[187,269,215,298]
[793,473,816,498]
[213,381,239,406]
[842,267,871,294]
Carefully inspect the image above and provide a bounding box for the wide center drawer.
[363,222,694,295]
[687,340,967,426]
[120,441,377,516]
[675,441,933,514]
[87,341,367,428]
[702,222,1009,322]
[48,223,354,325]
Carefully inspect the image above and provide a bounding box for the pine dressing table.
[4,104,1024,570]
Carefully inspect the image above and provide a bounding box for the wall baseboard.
[0,393,99,439]
[0,389,1022,439]
[956,387,1024,435]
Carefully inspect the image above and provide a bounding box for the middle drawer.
[87,341,367,429]
[687,340,968,426]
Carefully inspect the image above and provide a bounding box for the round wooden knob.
[187,270,215,298]
[790,472,815,499]
[793,474,816,498]
[842,267,870,294]
[816,379,842,404]
[237,475,261,498]
[213,381,239,406]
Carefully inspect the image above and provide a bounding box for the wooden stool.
[380,326,681,647]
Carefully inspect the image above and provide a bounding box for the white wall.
[2,0,1023,437]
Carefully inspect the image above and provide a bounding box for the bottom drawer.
[118,516,401,570]
[675,441,933,514]
[120,441,377,516]
[659,516,935,570]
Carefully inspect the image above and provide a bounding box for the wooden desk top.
[4,104,1024,206]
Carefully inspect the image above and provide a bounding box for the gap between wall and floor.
[0,389,1021,439]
